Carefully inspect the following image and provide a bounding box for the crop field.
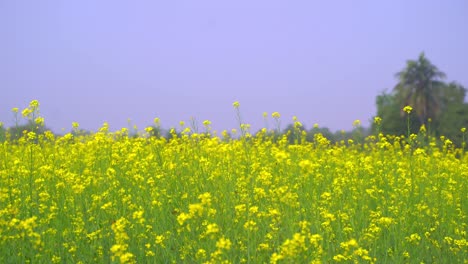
[0,102,467,263]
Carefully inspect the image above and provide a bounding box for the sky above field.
[1,1,467,133]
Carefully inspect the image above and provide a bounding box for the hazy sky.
[1,1,467,133]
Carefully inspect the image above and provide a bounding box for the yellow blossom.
[403,105,413,114]
[35,117,45,126]
[374,116,382,125]
[216,237,232,250]
[271,112,280,119]
[22,108,32,117]
[29,99,39,109]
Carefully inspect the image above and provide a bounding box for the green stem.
[407,114,411,144]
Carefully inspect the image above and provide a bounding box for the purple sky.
[1,1,467,133]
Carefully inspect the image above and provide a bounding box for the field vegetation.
[0,100,467,263]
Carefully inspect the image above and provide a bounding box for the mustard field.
[0,102,467,263]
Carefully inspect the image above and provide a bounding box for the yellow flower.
[257,243,270,250]
[272,112,280,119]
[155,235,164,245]
[374,116,382,125]
[72,122,79,129]
[132,210,145,224]
[12,107,19,113]
[232,101,240,108]
[333,254,348,261]
[244,220,258,231]
[35,117,45,126]
[198,192,212,206]
[240,123,250,131]
[216,237,232,250]
[403,105,413,114]
[206,223,219,234]
[189,203,204,217]
[203,120,211,126]
[461,127,466,133]
[27,131,36,141]
[101,202,112,210]
[29,100,39,109]
[22,108,32,118]
[195,249,207,260]
[405,233,421,245]
[51,256,61,263]
[177,212,191,225]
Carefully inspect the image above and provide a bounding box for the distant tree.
[394,52,446,126]
[434,82,468,144]
[71,128,93,137]
[332,126,371,145]
[438,82,466,107]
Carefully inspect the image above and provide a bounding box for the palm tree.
[394,52,446,125]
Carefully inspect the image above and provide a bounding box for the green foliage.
[0,125,5,142]
[435,102,468,145]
